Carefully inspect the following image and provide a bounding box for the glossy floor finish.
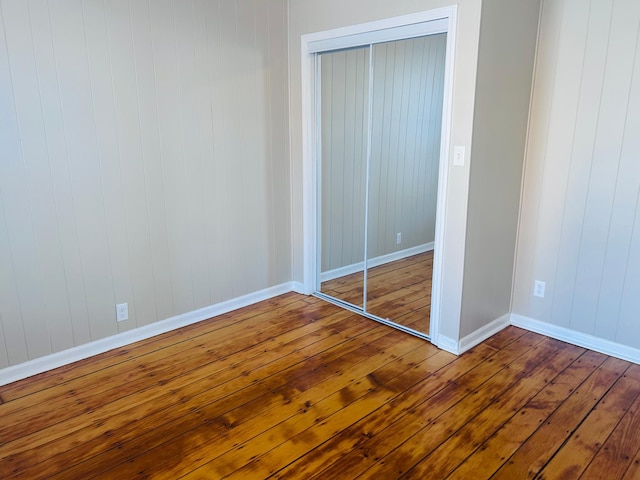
[1,293,640,479]
[321,251,432,334]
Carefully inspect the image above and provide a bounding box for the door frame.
[300,6,458,347]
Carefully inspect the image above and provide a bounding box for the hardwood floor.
[321,251,432,334]
[1,293,640,479]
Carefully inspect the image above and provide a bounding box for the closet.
[315,33,447,338]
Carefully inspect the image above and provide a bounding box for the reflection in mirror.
[317,34,446,336]
[318,46,370,308]
[366,34,447,334]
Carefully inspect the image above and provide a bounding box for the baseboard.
[15,292,636,388]
[0,282,296,387]
[291,281,307,295]
[435,313,511,355]
[435,334,459,355]
[320,242,434,282]
[459,314,511,354]
[511,314,640,365]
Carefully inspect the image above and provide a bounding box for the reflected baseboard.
[320,242,434,282]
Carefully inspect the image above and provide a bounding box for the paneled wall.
[368,35,445,260]
[513,0,640,348]
[319,47,369,272]
[0,0,290,367]
[319,34,445,273]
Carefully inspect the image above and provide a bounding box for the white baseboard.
[0,282,295,387]
[12,291,637,388]
[320,242,434,282]
[511,314,640,365]
[442,313,640,364]
[435,334,459,355]
[459,314,511,354]
[291,281,307,295]
[435,313,511,355]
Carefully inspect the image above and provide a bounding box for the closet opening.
[300,8,458,344]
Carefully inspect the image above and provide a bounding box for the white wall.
[459,0,540,337]
[319,34,446,273]
[513,0,640,349]
[8,0,621,372]
[0,0,290,367]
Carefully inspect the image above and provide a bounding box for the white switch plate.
[116,303,129,322]
[533,280,546,298]
[396,232,401,244]
[453,145,465,166]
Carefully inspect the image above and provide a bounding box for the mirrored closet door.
[317,45,370,309]
[316,33,447,338]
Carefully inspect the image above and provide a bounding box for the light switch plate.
[453,146,465,166]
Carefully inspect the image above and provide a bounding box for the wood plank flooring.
[1,293,640,479]
[321,251,432,334]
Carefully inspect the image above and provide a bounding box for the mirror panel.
[317,33,446,335]
[318,46,370,308]
[365,34,447,333]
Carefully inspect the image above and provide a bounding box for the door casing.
[300,6,458,347]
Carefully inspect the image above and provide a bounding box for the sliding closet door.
[318,46,370,308]
[316,34,446,337]
[366,34,446,333]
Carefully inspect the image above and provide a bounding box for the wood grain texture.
[321,251,432,334]
[1,293,640,479]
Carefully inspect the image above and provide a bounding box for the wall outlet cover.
[116,303,129,322]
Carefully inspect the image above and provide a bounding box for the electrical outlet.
[116,303,128,322]
[533,280,546,298]
[396,232,402,244]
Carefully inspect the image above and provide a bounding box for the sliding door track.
[313,292,431,341]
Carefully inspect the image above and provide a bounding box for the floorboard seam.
[532,363,633,478]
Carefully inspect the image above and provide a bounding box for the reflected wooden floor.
[2,293,640,479]
[321,251,432,334]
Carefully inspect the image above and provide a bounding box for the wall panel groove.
[0,0,290,367]
[320,34,445,273]
[514,0,640,350]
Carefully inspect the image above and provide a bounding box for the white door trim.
[300,6,458,346]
